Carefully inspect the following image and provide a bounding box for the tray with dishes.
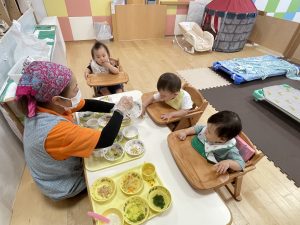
[89,163,172,225]
[76,112,131,129]
[75,97,144,171]
[85,128,145,171]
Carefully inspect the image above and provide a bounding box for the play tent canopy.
[202,0,257,52]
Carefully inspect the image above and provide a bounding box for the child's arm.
[84,68,92,80]
[175,126,196,141]
[214,160,242,174]
[214,147,245,174]
[141,95,155,116]
[103,61,119,74]
[160,109,189,120]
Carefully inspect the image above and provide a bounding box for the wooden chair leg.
[167,121,179,131]
[93,87,101,97]
[171,118,193,131]
[225,176,243,201]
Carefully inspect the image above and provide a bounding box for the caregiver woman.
[16,61,133,200]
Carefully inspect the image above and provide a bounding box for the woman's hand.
[115,96,133,114]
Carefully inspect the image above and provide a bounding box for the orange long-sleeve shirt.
[37,100,101,160]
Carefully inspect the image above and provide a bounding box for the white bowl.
[122,126,138,139]
[115,132,123,143]
[93,147,109,158]
[98,95,113,103]
[98,115,111,127]
[125,101,142,119]
[86,118,99,129]
[104,143,125,161]
[125,139,145,156]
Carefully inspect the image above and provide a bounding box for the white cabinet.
[0,11,67,141]
[40,16,67,66]
[0,9,67,225]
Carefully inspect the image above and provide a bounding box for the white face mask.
[59,90,82,110]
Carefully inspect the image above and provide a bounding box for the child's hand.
[160,113,174,121]
[176,130,187,141]
[102,60,111,68]
[84,68,91,80]
[140,105,146,117]
[214,160,230,174]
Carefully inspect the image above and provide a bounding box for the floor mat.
[200,75,300,186]
[177,67,231,90]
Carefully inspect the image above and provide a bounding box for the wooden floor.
[10,39,300,225]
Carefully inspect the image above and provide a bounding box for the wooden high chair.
[167,131,264,201]
[142,83,208,131]
[86,59,129,97]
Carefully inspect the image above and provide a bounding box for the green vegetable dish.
[123,196,149,225]
[153,194,165,209]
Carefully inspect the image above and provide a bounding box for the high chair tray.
[142,92,179,125]
[87,71,129,87]
[167,132,229,190]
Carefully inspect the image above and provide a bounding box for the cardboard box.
[0,0,11,25]
[5,0,21,21]
[127,0,145,4]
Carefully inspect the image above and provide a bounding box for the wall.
[43,0,113,41]
[164,0,189,36]
[254,0,300,22]
[42,0,300,41]
[42,0,194,40]
[248,14,299,54]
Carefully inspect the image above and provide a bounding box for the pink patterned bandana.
[16,61,72,118]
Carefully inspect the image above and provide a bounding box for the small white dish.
[125,101,142,119]
[115,132,123,143]
[93,147,109,158]
[98,115,111,127]
[125,139,145,156]
[86,118,99,129]
[122,126,138,139]
[99,96,113,103]
[104,143,124,161]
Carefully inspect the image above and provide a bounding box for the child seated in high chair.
[176,111,245,174]
[142,73,193,120]
[84,41,122,96]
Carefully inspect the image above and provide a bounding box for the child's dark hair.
[91,41,110,59]
[157,73,181,93]
[208,111,242,141]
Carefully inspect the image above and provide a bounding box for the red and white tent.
[202,0,257,52]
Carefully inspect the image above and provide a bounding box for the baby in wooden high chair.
[175,110,245,174]
[84,41,122,96]
[142,73,193,120]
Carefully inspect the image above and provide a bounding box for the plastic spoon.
[87,211,110,224]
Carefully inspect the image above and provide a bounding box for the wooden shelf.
[159,1,189,6]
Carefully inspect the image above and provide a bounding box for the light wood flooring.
[10,39,300,225]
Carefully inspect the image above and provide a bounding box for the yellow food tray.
[89,164,168,225]
[75,112,144,172]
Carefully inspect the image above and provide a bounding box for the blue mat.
[212,55,300,84]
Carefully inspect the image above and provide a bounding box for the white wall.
[0,112,25,225]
